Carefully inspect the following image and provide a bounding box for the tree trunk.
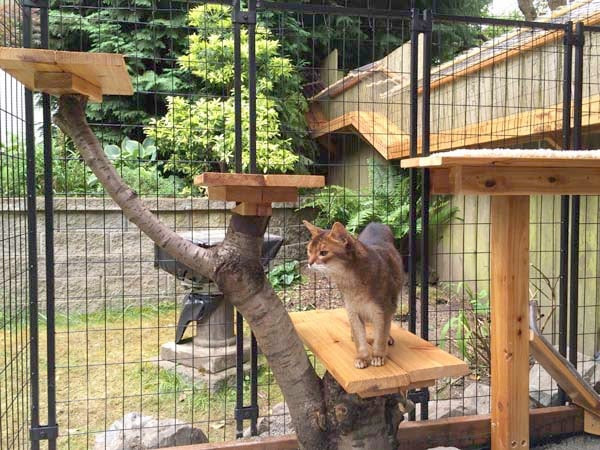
[548,0,567,11]
[518,0,537,20]
[52,94,410,449]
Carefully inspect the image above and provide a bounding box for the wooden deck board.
[401,150,600,169]
[289,308,469,398]
[0,47,132,101]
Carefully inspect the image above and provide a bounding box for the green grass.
[1,302,286,449]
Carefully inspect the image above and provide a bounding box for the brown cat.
[303,221,404,369]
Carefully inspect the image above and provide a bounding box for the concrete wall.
[0,197,313,313]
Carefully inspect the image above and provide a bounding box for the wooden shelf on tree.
[401,149,600,195]
[194,172,325,216]
[0,47,133,102]
[289,308,469,398]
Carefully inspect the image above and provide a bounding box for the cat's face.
[303,221,354,276]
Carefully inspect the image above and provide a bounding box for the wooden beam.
[195,173,324,189]
[33,72,103,103]
[389,94,600,159]
[207,186,298,203]
[164,434,298,450]
[307,110,408,160]
[490,196,530,449]
[166,406,585,450]
[397,406,584,450]
[401,150,600,169]
[232,202,273,216]
[429,166,600,196]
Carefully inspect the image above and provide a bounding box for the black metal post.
[408,8,420,337]
[419,10,432,421]
[408,8,420,422]
[22,5,40,450]
[569,21,584,368]
[39,5,57,449]
[232,0,245,438]
[558,22,573,406]
[247,0,259,436]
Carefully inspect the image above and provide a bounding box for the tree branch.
[53,94,328,448]
[53,94,216,280]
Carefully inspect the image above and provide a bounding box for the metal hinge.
[234,405,259,421]
[30,425,59,441]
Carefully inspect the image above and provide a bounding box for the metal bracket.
[22,0,49,8]
[234,405,259,421]
[30,425,59,441]
[233,10,257,25]
[411,11,432,34]
[407,388,430,404]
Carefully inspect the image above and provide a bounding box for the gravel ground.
[533,434,600,449]
[427,434,600,449]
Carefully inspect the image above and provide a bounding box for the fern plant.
[301,160,458,244]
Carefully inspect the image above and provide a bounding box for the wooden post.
[490,196,530,449]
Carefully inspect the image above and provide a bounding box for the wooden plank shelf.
[0,47,133,102]
[401,150,600,196]
[289,308,469,398]
[194,172,325,217]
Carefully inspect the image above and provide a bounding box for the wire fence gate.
[2,0,600,448]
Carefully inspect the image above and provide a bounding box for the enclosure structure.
[2,0,600,449]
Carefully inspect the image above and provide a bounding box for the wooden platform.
[401,150,600,196]
[194,172,325,216]
[307,109,408,160]
[0,47,133,102]
[289,308,469,398]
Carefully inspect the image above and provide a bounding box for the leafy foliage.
[302,160,459,244]
[146,4,311,177]
[49,0,194,143]
[268,260,302,291]
[440,283,491,376]
[1,136,182,196]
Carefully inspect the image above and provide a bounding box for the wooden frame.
[164,406,584,450]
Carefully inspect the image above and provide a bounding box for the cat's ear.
[330,222,348,241]
[303,220,323,238]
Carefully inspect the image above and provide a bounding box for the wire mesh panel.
[0,1,31,449]
[2,0,600,448]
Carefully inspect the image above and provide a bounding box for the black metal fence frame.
[9,0,595,446]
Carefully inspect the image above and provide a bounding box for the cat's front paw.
[354,357,369,369]
[371,356,385,366]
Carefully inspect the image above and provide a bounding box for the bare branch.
[53,94,216,280]
[518,0,537,20]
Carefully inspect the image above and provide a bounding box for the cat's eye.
[319,250,329,257]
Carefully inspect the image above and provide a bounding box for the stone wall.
[0,197,312,313]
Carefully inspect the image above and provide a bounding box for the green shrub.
[301,159,458,244]
[145,4,313,177]
[440,283,491,375]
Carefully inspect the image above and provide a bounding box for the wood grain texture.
[33,72,102,103]
[289,308,469,398]
[584,411,600,436]
[490,196,530,449]
[0,47,132,98]
[207,186,298,203]
[529,330,600,416]
[195,173,325,189]
[396,406,584,450]
[401,153,600,169]
[429,166,600,195]
[231,202,273,216]
[307,110,408,160]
